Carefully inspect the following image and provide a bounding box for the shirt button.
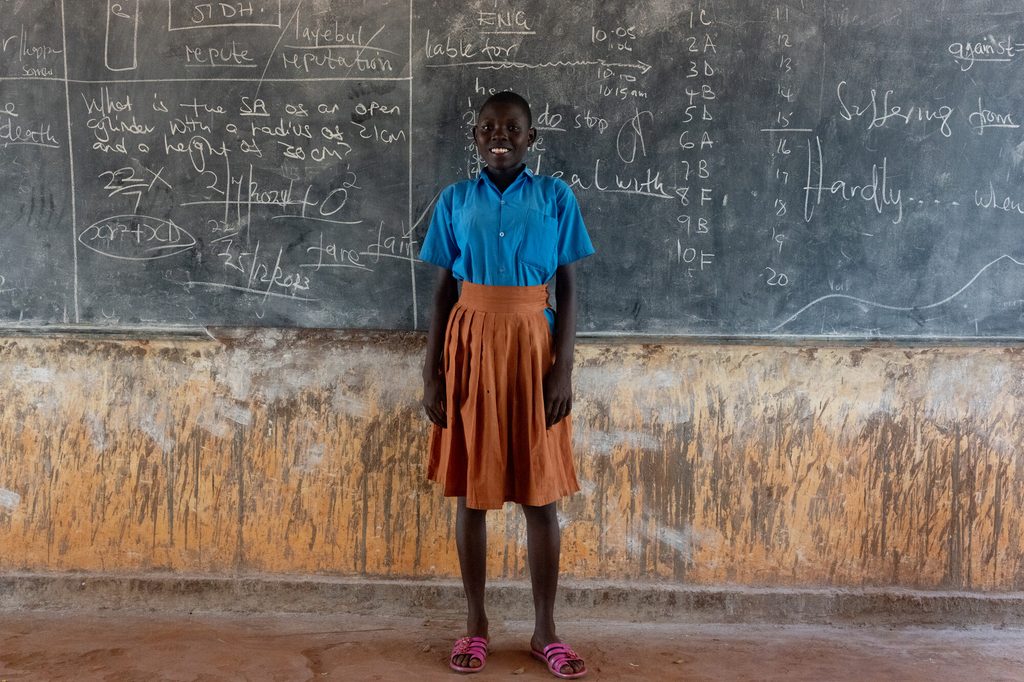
[499,267,505,273]
[500,200,505,205]
[499,231,505,237]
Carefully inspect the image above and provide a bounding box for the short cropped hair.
[479,91,533,128]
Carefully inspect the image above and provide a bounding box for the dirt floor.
[1,611,1023,681]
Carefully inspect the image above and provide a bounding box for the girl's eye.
[509,126,519,132]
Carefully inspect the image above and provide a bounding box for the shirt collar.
[476,165,534,190]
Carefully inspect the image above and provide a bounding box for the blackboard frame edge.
[0,325,213,341]
[577,332,1024,349]
[0,326,1022,349]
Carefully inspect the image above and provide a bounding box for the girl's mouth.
[490,147,511,155]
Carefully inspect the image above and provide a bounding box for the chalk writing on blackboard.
[2,1,1024,336]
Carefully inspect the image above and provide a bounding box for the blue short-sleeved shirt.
[419,167,595,285]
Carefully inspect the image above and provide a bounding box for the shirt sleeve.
[554,180,596,266]
[418,186,459,269]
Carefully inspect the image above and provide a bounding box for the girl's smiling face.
[473,102,536,173]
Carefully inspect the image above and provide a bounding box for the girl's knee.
[457,497,488,520]
[521,501,558,523]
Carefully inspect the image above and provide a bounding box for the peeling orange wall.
[0,331,1021,590]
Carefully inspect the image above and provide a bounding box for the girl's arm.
[544,262,578,428]
[422,266,459,427]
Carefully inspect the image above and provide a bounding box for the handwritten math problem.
[1,0,1024,337]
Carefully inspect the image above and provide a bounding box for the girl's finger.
[548,398,563,427]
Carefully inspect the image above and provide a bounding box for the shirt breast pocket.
[519,208,558,273]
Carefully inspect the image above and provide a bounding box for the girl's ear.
[528,127,537,146]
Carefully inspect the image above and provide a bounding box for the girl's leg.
[522,502,585,676]
[454,496,488,669]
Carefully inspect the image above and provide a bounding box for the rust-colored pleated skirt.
[427,282,580,510]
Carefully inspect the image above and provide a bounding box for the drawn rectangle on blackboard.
[105,0,139,72]
[167,0,282,32]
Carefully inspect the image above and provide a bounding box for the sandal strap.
[452,636,488,659]
[542,642,583,668]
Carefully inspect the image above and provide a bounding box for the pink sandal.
[449,636,488,673]
[531,641,588,679]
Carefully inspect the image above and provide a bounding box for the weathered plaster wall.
[0,331,1021,590]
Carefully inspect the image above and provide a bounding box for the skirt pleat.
[427,283,580,510]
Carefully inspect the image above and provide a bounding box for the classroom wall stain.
[0,488,20,512]
[0,332,1022,590]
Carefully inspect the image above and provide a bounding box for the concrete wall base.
[2,573,1023,626]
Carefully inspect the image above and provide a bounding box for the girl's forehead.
[478,103,529,121]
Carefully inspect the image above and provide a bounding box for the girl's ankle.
[466,614,489,637]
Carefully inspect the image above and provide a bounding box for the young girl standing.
[419,91,594,679]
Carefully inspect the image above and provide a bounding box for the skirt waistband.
[458,282,549,313]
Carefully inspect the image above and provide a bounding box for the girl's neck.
[484,164,525,193]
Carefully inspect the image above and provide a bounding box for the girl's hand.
[543,362,573,428]
[423,373,448,428]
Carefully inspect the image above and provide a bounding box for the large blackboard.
[3,1,1024,336]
